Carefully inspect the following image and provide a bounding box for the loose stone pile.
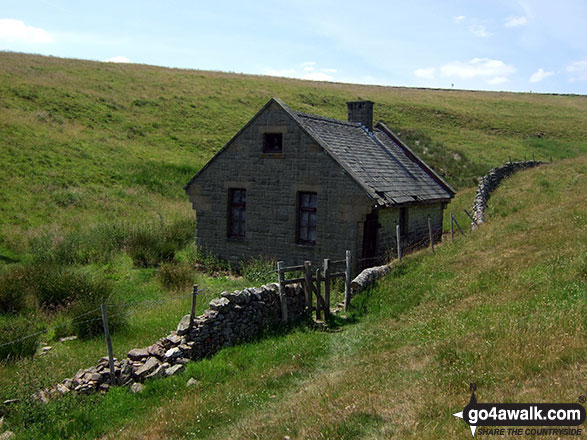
[35,283,306,401]
[472,160,545,228]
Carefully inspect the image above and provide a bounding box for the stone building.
[185,98,455,269]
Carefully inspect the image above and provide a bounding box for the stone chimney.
[347,100,374,131]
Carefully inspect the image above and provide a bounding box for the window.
[297,192,317,244]
[228,189,246,238]
[263,133,283,153]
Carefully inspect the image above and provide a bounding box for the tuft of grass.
[241,255,277,285]
[0,316,44,361]
[67,276,126,339]
[157,261,196,291]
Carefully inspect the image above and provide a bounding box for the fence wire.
[1,221,460,351]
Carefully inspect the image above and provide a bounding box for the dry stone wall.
[35,283,306,401]
[472,160,545,227]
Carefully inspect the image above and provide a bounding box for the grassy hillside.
[2,148,584,439]
[1,51,587,250]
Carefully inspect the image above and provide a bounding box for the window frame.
[296,191,317,245]
[227,188,247,239]
[263,132,283,153]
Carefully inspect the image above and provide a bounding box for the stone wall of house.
[375,202,444,258]
[472,160,545,227]
[186,101,373,269]
[37,283,307,400]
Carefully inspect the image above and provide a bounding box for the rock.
[209,297,230,311]
[186,377,199,387]
[32,390,49,404]
[118,364,133,386]
[163,346,183,360]
[134,357,160,379]
[83,372,102,383]
[166,333,181,345]
[3,399,19,405]
[130,382,145,394]
[144,365,163,380]
[0,431,14,440]
[128,348,149,361]
[165,364,185,376]
[99,383,110,392]
[174,357,189,365]
[177,314,191,335]
[0,416,3,428]
[56,383,70,395]
[148,342,167,358]
[59,335,77,343]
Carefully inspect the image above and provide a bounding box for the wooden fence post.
[304,261,312,312]
[396,224,402,260]
[344,250,352,313]
[189,284,198,329]
[315,268,322,321]
[323,259,331,319]
[277,261,288,324]
[100,304,116,386]
[452,214,465,236]
[450,212,454,242]
[428,216,434,253]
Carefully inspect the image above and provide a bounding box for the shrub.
[175,243,232,276]
[0,316,44,361]
[0,266,29,313]
[30,264,88,309]
[125,217,194,268]
[157,262,195,291]
[28,216,194,268]
[241,256,276,285]
[68,277,127,339]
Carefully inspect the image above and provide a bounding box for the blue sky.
[1,0,587,94]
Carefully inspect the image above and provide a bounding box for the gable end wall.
[187,102,373,267]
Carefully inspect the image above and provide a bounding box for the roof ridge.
[296,111,358,127]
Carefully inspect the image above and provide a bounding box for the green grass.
[0,52,586,438]
[1,152,584,440]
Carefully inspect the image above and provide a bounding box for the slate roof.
[293,109,455,205]
[185,98,455,206]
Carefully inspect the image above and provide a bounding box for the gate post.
[277,261,288,324]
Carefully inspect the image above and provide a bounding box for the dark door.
[362,211,379,267]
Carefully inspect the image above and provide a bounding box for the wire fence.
[0,215,463,353]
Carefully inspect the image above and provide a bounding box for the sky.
[1,0,587,95]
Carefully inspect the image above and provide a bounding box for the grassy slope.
[4,151,585,439]
[1,51,587,254]
[0,52,585,438]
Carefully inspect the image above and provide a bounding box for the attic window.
[263,133,283,153]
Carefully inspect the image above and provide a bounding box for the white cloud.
[439,58,516,85]
[529,68,554,83]
[454,15,465,23]
[504,16,528,28]
[103,56,130,63]
[469,24,491,38]
[566,60,587,81]
[265,63,336,82]
[0,18,53,43]
[414,67,436,80]
[440,58,515,79]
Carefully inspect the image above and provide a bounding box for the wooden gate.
[277,250,352,323]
